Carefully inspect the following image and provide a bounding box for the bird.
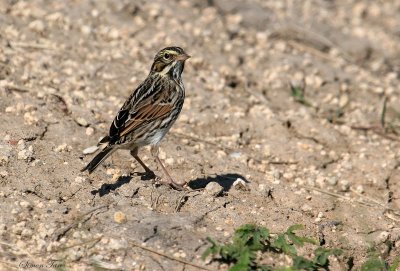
[81,46,190,190]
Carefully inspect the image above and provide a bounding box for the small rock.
[17,140,26,150]
[86,127,94,136]
[74,176,86,183]
[81,25,92,35]
[258,183,267,192]
[114,211,127,224]
[5,106,15,113]
[327,176,338,186]
[232,178,249,191]
[204,182,224,197]
[29,20,45,32]
[165,157,174,165]
[75,117,89,127]
[315,176,325,187]
[283,172,294,180]
[18,148,34,161]
[339,179,350,192]
[54,143,72,152]
[301,204,312,212]
[0,155,9,166]
[24,111,39,125]
[20,201,31,209]
[229,152,242,158]
[0,170,8,178]
[108,238,127,250]
[370,231,390,245]
[355,185,364,194]
[21,228,33,237]
[83,146,98,155]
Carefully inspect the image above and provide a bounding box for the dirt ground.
[1,0,400,270]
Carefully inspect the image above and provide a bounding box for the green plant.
[290,83,312,107]
[202,224,341,271]
[361,256,400,271]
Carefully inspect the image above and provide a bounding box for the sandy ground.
[1,0,400,270]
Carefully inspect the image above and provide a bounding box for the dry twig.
[53,205,108,241]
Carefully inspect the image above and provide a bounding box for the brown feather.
[119,104,172,137]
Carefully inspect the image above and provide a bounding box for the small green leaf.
[388,256,400,271]
[286,224,316,247]
[313,248,342,267]
[290,85,312,107]
[361,258,386,271]
[292,255,317,271]
[286,224,304,233]
[260,265,275,271]
[201,237,221,260]
[229,249,251,271]
[273,234,296,255]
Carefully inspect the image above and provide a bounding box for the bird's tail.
[81,145,116,174]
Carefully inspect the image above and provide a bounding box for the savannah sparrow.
[81,46,190,190]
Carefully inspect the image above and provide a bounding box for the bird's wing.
[108,76,174,144]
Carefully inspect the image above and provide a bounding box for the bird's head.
[150,47,190,79]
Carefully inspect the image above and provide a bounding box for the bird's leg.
[150,145,185,190]
[130,148,155,178]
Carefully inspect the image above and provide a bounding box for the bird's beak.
[176,53,191,61]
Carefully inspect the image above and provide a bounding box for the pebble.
[17,146,34,161]
[72,231,81,239]
[21,228,33,237]
[373,231,389,244]
[165,157,174,165]
[28,19,45,32]
[327,176,338,186]
[339,180,350,192]
[232,178,249,191]
[159,149,167,160]
[24,111,39,125]
[258,184,267,192]
[355,185,364,194]
[74,176,86,183]
[108,238,127,250]
[0,145,12,166]
[173,250,187,258]
[229,152,242,158]
[54,143,72,152]
[83,145,99,155]
[19,201,31,209]
[114,211,127,224]
[75,117,89,127]
[301,204,312,212]
[86,127,94,136]
[315,176,325,187]
[204,182,223,197]
[0,170,8,178]
[283,172,294,180]
[216,150,227,158]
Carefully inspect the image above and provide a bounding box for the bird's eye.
[164,53,170,60]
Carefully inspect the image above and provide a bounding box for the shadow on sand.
[187,173,248,191]
[91,172,248,197]
[90,171,155,197]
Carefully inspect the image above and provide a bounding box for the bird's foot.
[155,176,186,191]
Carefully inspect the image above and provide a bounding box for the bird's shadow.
[188,173,249,191]
[90,171,154,197]
[90,172,247,197]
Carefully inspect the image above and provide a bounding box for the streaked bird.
[81,46,190,190]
